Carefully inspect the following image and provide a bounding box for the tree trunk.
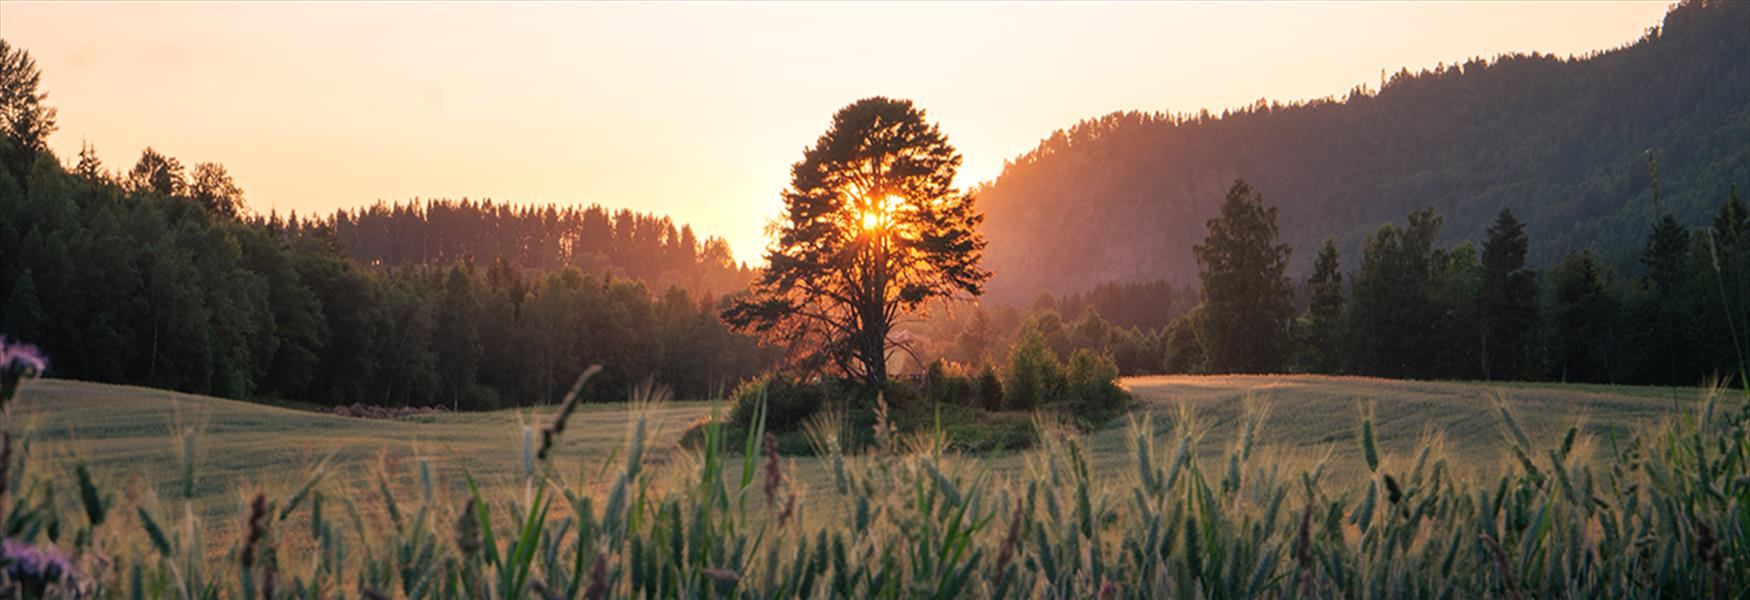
[860,315,888,390]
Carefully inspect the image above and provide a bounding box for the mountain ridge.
[975,0,1750,303]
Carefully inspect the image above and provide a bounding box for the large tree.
[1703,188,1749,381]
[1622,213,1696,385]
[1478,208,1538,380]
[1549,251,1620,383]
[724,97,989,387]
[128,148,186,196]
[1191,179,1294,373]
[189,162,246,217]
[1349,208,1444,378]
[0,40,58,188]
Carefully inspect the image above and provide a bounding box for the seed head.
[701,568,741,584]
[582,551,610,600]
[763,432,783,508]
[242,493,269,569]
[455,499,483,557]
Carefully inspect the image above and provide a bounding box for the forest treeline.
[924,179,1748,387]
[976,0,1749,302]
[323,199,752,296]
[0,40,775,407]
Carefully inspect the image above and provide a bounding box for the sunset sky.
[1,1,1671,262]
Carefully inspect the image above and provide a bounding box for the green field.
[15,374,1728,526]
[5,375,1743,597]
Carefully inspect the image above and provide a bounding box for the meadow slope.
[14,375,1729,526]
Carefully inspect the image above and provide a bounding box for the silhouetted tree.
[1191,179,1294,373]
[1702,187,1750,380]
[1430,243,1483,378]
[1301,239,1346,373]
[1620,213,1697,384]
[724,97,990,388]
[1350,208,1444,378]
[74,142,105,182]
[0,40,57,187]
[1548,251,1620,383]
[128,148,185,196]
[1479,208,1538,380]
[189,162,245,217]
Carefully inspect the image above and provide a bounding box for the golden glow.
[859,194,902,233]
[0,2,1669,264]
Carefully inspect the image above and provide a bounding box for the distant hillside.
[977,0,1749,301]
[319,199,753,296]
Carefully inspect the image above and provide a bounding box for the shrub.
[729,372,828,432]
[924,360,977,407]
[975,362,1004,411]
[1162,310,1205,373]
[462,384,501,411]
[1062,349,1129,425]
[1004,327,1062,410]
[937,405,1036,452]
[1112,326,1164,375]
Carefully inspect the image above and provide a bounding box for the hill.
[976,0,1750,301]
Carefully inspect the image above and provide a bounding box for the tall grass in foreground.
[0,365,1744,597]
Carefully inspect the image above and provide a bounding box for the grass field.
[15,374,1730,525]
[5,374,1743,597]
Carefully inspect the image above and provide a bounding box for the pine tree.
[75,142,105,182]
[723,97,989,389]
[1626,214,1695,384]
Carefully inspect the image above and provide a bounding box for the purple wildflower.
[1,538,78,590]
[0,337,46,374]
[0,336,47,406]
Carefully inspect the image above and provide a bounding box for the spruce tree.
[1549,251,1620,383]
[1479,208,1538,380]
[1630,214,1694,384]
[1302,240,1346,373]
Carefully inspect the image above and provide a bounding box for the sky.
[1,1,1673,263]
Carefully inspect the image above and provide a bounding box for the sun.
[859,194,901,231]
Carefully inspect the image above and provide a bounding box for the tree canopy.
[1191,179,1294,373]
[0,41,775,407]
[725,97,990,387]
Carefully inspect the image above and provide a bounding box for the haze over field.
[0,1,1670,262]
[1,1,1748,597]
